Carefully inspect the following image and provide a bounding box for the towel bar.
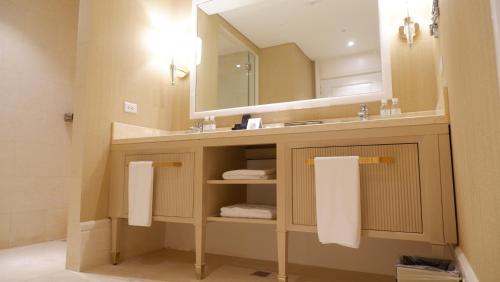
[153,161,182,168]
[127,161,182,168]
[305,156,394,166]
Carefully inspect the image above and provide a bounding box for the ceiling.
[216,0,381,60]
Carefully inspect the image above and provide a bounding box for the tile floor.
[0,241,395,282]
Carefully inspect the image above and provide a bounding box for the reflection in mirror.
[195,0,386,114]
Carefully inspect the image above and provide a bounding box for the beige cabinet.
[109,121,457,281]
[124,153,195,218]
[285,133,456,246]
[291,144,422,233]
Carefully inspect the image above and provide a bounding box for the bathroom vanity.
[109,112,457,281]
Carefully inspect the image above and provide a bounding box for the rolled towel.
[222,174,276,180]
[220,204,276,219]
[222,169,276,179]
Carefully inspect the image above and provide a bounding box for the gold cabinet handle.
[305,157,394,166]
[152,161,182,168]
[127,161,182,168]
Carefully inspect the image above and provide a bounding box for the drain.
[251,271,271,277]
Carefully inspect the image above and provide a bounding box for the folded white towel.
[222,169,276,178]
[220,204,276,219]
[222,174,276,180]
[314,156,361,248]
[128,161,154,227]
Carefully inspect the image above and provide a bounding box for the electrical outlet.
[124,101,137,114]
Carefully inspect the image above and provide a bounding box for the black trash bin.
[396,256,461,282]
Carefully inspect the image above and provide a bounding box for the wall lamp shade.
[143,25,199,85]
[399,16,420,47]
[168,37,202,86]
[169,61,189,86]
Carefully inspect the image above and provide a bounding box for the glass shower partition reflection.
[217,51,256,109]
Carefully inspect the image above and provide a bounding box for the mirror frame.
[190,0,393,118]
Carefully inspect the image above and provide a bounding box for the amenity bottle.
[380,99,390,117]
[391,98,402,115]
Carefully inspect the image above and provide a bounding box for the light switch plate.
[124,101,137,114]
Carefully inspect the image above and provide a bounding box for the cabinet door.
[125,153,195,218]
[292,144,422,233]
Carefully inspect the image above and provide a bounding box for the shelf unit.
[206,216,276,225]
[207,179,277,185]
[204,144,278,227]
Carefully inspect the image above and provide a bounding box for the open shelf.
[207,216,277,225]
[207,179,277,185]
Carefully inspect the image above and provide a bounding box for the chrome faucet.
[358,104,369,120]
[189,120,204,133]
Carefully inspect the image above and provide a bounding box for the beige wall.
[68,0,191,270]
[0,0,78,249]
[259,43,315,104]
[438,0,500,281]
[73,0,191,223]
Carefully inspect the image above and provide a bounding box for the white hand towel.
[128,161,154,227]
[220,204,276,219]
[222,169,276,178]
[314,156,361,248]
[222,174,276,180]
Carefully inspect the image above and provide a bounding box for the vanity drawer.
[124,153,195,218]
[292,143,422,233]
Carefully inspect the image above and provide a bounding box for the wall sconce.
[169,37,201,86]
[399,16,420,47]
[398,0,419,47]
[143,9,195,86]
[169,59,189,86]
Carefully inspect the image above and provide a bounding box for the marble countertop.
[111,111,449,145]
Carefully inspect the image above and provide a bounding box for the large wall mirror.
[190,0,392,118]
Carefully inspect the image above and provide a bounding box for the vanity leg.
[277,230,288,282]
[111,217,120,265]
[195,224,206,279]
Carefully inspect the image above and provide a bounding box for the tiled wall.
[0,0,78,249]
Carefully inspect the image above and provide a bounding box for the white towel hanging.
[128,161,154,227]
[314,156,361,248]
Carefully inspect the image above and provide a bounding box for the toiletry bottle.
[210,115,216,130]
[391,98,402,115]
[380,99,390,117]
[202,116,210,132]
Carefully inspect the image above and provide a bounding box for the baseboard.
[80,218,111,231]
[79,218,112,270]
[455,247,479,282]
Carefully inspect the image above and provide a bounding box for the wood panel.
[438,0,500,279]
[124,153,195,218]
[292,144,422,233]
